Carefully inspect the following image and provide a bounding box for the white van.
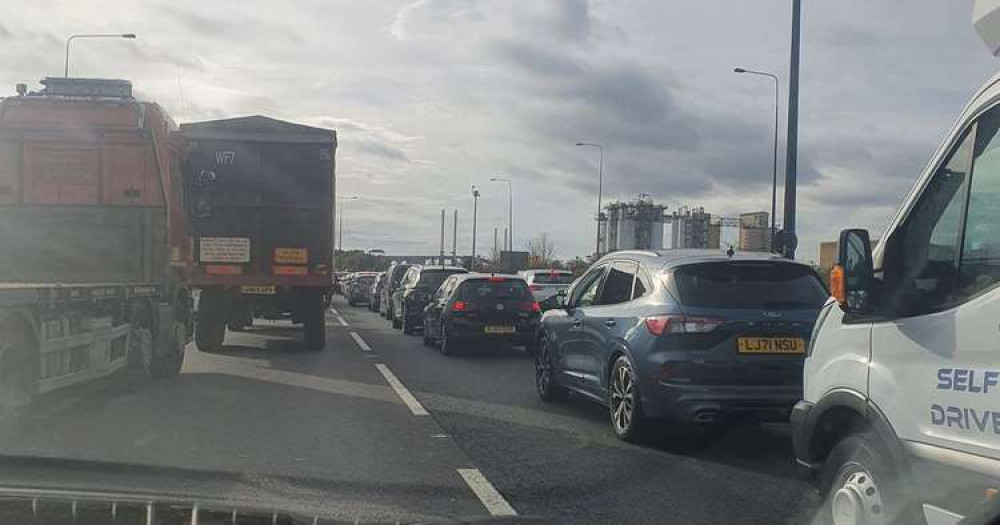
[791,4,1000,525]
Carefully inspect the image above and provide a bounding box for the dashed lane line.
[374,363,428,416]
[349,331,372,352]
[457,468,518,516]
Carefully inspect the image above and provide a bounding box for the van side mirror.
[832,228,874,312]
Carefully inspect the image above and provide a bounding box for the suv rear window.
[390,265,412,285]
[530,273,574,284]
[417,270,465,290]
[673,262,828,309]
[356,276,375,284]
[459,279,532,299]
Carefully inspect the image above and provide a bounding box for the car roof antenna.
[726,245,735,258]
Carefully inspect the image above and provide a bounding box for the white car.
[518,269,575,303]
[791,4,1000,524]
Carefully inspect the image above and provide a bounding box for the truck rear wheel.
[302,290,325,351]
[196,291,226,352]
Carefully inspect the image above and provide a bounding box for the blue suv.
[534,250,828,441]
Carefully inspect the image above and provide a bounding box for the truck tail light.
[452,301,469,311]
[644,315,724,336]
[205,265,242,276]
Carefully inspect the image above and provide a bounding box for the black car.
[381,262,413,321]
[422,274,541,355]
[535,249,827,441]
[391,265,468,333]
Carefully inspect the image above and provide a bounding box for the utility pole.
[452,209,458,264]
[439,209,446,267]
[471,186,480,270]
[783,0,802,259]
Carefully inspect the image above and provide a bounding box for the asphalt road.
[0,295,822,524]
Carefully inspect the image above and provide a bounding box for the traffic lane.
[335,298,820,524]
[0,320,490,522]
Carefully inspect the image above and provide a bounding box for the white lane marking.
[349,331,372,352]
[374,363,428,416]
[329,308,339,315]
[457,468,517,516]
[336,316,349,326]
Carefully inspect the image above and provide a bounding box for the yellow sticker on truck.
[274,247,308,264]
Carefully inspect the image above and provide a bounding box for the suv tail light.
[452,301,469,311]
[644,315,724,336]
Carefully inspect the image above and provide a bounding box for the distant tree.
[564,257,591,277]
[525,233,556,268]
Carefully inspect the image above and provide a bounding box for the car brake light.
[452,301,468,311]
[644,315,724,336]
[488,276,505,282]
[520,301,541,313]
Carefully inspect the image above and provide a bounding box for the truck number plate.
[240,285,276,295]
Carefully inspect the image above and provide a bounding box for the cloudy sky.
[5,1,998,261]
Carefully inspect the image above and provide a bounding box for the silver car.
[519,269,575,307]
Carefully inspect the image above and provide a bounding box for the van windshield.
[673,262,828,309]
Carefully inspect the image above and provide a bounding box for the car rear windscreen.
[459,279,533,299]
[391,265,412,285]
[357,276,375,284]
[417,270,466,289]
[531,273,574,284]
[673,262,828,309]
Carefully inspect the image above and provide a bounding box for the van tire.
[195,291,226,352]
[817,432,918,525]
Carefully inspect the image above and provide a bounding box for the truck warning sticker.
[199,237,251,263]
[930,368,1000,435]
[274,247,308,264]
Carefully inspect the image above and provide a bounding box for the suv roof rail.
[608,250,659,258]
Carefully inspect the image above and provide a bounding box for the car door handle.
[604,319,617,327]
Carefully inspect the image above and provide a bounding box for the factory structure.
[598,198,773,254]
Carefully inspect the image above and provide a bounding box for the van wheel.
[609,355,645,442]
[0,315,36,432]
[817,432,912,525]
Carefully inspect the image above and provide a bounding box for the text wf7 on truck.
[0,77,192,420]
[180,116,337,351]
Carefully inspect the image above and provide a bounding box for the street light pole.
[783,0,802,259]
[336,196,359,265]
[64,33,136,77]
[471,185,480,269]
[734,68,780,252]
[576,142,605,255]
[490,177,512,251]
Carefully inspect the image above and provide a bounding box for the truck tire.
[150,299,189,379]
[302,290,326,351]
[196,290,226,352]
[0,314,36,434]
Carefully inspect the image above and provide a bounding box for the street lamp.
[471,185,480,269]
[490,177,512,251]
[65,33,136,77]
[337,195,359,258]
[734,67,780,252]
[576,142,605,255]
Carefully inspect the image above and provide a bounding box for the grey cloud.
[554,0,590,42]
[354,138,410,163]
[0,24,11,40]
[126,45,205,72]
[158,6,303,45]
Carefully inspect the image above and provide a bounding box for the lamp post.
[783,0,802,259]
[471,185,480,269]
[575,142,604,255]
[336,196,359,266]
[734,68,780,252]
[490,177,512,251]
[65,33,136,77]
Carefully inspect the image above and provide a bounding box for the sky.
[4,0,999,262]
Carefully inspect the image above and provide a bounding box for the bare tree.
[526,233,556,268]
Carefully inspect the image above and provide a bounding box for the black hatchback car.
[392,265,468,333]
[422,274,541,355]
[535,249,828,441]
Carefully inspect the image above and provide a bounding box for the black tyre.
[0,315,36,432]
[422,319,435,347]
[391,310,402,329]
[302,292,326,351]
[439,324,459,356]
[401,308,416,335]
[534,335,566,402]
[195,291,226,352]
[816,432,913,525]
[609,355,645,442]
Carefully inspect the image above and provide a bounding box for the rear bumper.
[640,382,802,424]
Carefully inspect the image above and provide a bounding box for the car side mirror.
[832,228,874,312]
[556,289,571,310]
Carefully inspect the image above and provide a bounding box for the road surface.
[0,296,821,524]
